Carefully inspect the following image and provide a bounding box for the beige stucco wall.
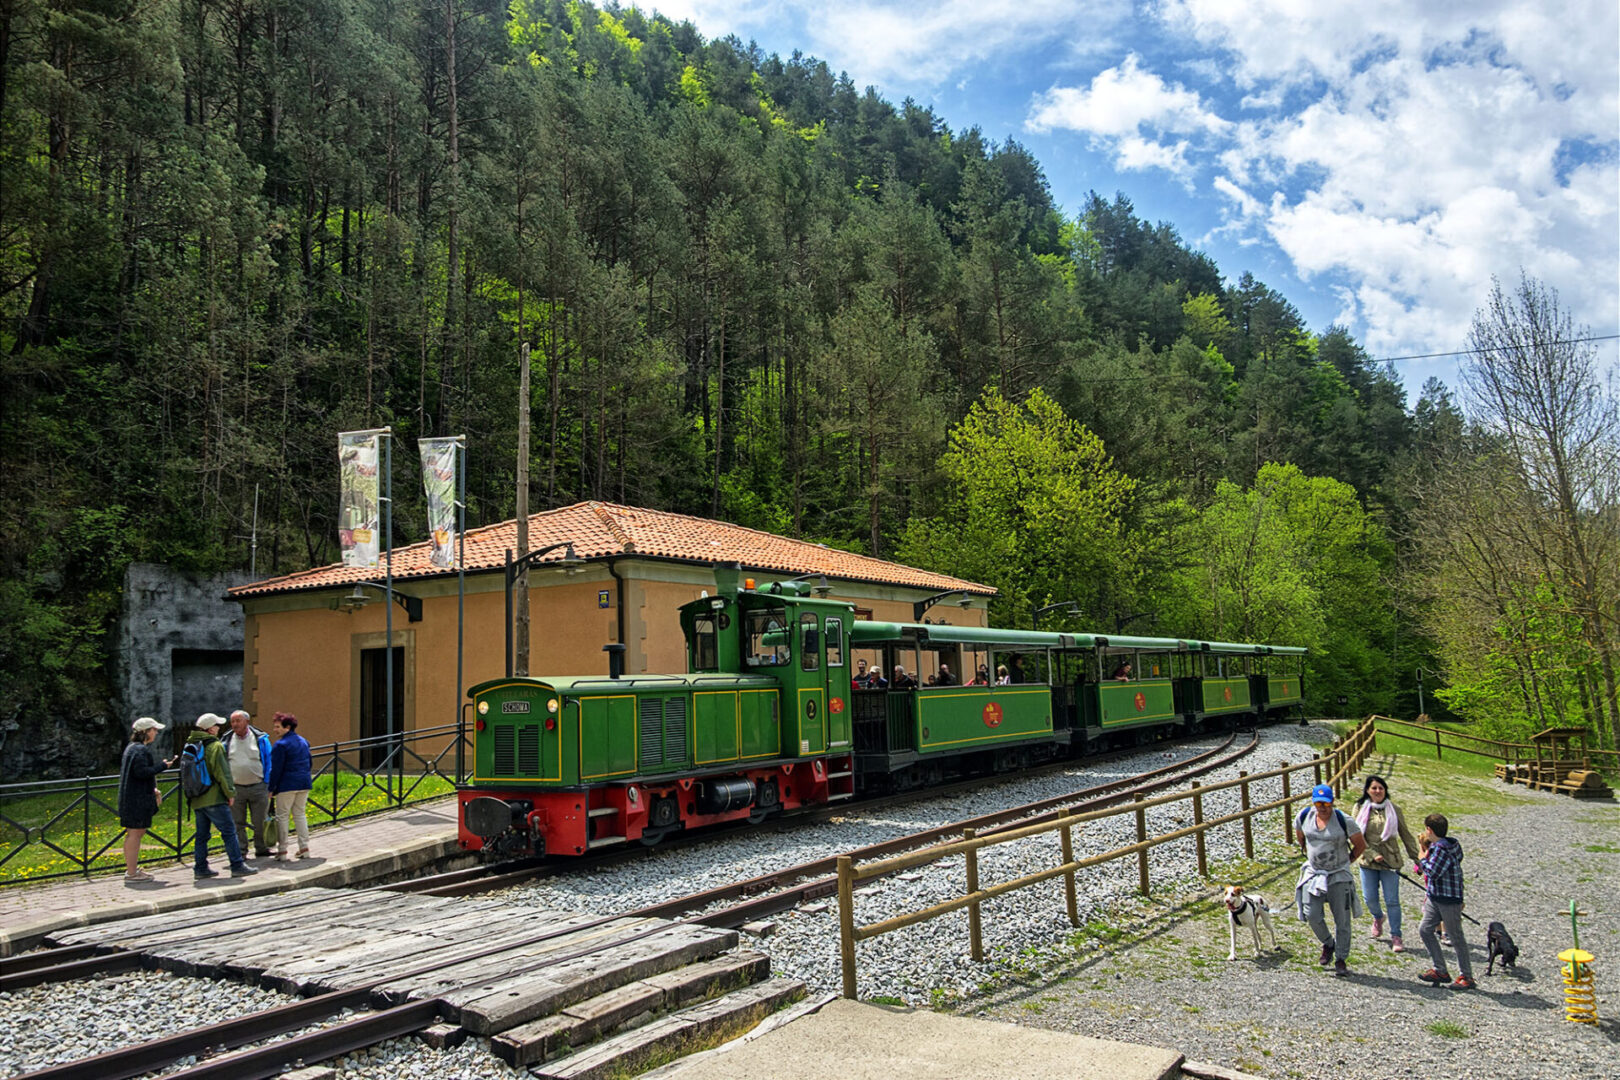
[239,561,991,751]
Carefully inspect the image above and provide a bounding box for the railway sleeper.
[530,977,808,1080]
[492,949,772,1067]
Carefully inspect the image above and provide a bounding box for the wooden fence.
[1371,715,1619,772]
[834,718,1377,998]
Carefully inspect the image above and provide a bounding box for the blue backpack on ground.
[179,742,211,799]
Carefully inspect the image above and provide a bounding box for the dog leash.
[1394,869,1482,926]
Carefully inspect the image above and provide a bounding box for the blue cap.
[1311,784,1335,803]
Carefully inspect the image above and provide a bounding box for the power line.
[1374,333,1620,364]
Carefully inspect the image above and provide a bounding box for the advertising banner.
[338,429,385,567]
[420,437,460,569]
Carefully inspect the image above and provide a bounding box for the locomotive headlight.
[477,700,489,715]
[547,698,559,714]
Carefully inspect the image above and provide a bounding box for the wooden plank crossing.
[45,887,796,1076]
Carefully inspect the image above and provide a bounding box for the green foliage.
[1164,464,1395,712]
[898,389,1140,627]
[0,0,1434,767]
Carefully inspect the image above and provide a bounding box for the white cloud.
[1212,175,1261,218]
[646,1,1124,86]
[1028,54,1228,136]
[1027,54,1226,177]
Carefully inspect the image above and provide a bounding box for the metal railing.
[835,719,1376,997]
[0,724,471,886]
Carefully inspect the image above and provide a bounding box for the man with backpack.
[182,714,257,879]
[1294,783,1366,976]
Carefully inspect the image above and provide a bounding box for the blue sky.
[647,0,1619,401]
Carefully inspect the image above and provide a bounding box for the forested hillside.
[3,1,1613,772]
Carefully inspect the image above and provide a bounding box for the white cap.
[132,717,165,734]
[195,712,225,730]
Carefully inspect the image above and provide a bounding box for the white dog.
[1223,884,1278,961]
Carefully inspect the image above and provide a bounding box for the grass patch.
[0,771,457,885]
[1583,842,1620,854]
[1426,1020,1469,1039]
[867,995,906,1006]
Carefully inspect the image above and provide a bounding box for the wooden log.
[453,925,739,1035]
[371,917,660,1006]
[492,983,663,1066]
[416,1023,467,1049]
[529,978,805,1080]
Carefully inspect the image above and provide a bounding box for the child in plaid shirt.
[1414,812,1474,989]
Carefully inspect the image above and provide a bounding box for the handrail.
[1370,715,1617,769]
[0,724,472,886]
[835,718,1377,998]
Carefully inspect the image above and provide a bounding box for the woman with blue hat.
[1295,783,1367,976]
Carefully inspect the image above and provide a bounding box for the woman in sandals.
[1354,774,1421,951]
[119,717,171,883]
[268,711,314,860]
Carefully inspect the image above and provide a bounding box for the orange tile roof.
[227,501,994,599]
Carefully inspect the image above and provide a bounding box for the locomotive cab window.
[744,605,790,666]
[800,614,820,672]
[825,617,844,668]
[691,615,719,672]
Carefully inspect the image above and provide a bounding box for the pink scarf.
[1355,799,1399,843]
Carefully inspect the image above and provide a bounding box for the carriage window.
[691,615,718,671]
[800,614,820,672]
[744,606,790,666]
[825,618,844,667]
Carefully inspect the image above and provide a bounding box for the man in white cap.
[223,709,274,859]
[184,713,256,879]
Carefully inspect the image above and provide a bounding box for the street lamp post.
[1032,601,1080,632]
[505,542,586,677]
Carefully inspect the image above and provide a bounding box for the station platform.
[0,796,463,956]
[642,997,1238,1080]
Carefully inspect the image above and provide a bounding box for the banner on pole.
[420,437,460,569]
[338,429,385,567]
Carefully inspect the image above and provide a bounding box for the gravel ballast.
[4,724,1609,1080]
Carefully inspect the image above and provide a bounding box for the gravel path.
[961,730,1620,1079]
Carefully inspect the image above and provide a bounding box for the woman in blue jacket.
[267,712,314,860]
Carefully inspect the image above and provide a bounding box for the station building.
[226,502,993,751]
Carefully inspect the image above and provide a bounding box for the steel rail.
[624,733,1256,926]
[9,733,1260,1080]
[395,730,1242,899]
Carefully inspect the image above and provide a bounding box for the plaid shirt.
[1416,836,1464,903]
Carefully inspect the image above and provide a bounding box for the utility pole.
[515,341,531,675]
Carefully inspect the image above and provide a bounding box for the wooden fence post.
[1191,782,1207,878]
[1281,763,1293,845]
[1059,810,1080,927]
[1435,726,1443,762]
[1313,752,1323,785]
[1134,793,1149,896]
[1240,771,1253,858]
[838,856,857,999]
[965,828,983,962]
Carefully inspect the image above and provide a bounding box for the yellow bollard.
[1558,949,1598,1025]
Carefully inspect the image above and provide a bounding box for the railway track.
[7,732,1264,1080]
[390,728,1252,899]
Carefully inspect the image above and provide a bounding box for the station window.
[800,614,820,672]
[825,617,844,667]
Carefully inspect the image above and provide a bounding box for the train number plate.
[501,701,531,714]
